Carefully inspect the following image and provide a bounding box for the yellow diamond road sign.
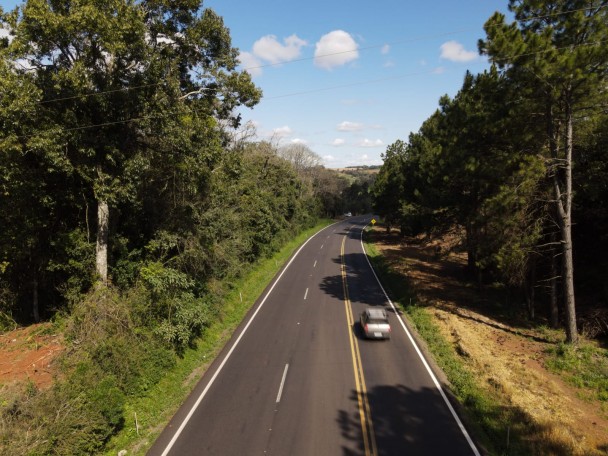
[371,219,376,225]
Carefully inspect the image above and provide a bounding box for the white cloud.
[291,138,308,145]
[272,126,293,138]
[238,51,263,77]
[252,34,307,65]
[381,44,390,55]
[337,121,364,132]
[357,138,384,148]
[314,30,359,70]
[383,60,395,68]
[331,138,346,146]
[323,155,336,163]
[432,66,446,75]
[440,41,478,62]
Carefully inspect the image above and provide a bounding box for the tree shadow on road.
[336,383,568,456]
[319,253,389,308]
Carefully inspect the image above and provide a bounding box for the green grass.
[362,228,558,455]
[545,341,608,403]
[104,220,334,455]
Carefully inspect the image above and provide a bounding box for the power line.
[9,36,606,138]
[3,6,603,139]
[242,4,606,71]
[26,4,605,106]
[16,5,608,104]
[38,82,162,104]
[261,39,608,101]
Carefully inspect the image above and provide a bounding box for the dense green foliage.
[0,0,364,323]
[372,0,608,341]
[0,1,368,454]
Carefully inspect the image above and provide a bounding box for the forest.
[373,0,608,345]
[0,1,370,453]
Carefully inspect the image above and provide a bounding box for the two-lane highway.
[147,217,480,456]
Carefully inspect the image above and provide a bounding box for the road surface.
[147,216,480,456]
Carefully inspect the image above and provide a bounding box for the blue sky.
[2,0,512,168]
[206,0,512,168]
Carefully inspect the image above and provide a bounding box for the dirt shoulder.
[0,323,64,390]
[371,227,608,455]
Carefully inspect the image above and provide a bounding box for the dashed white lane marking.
[276,364,289,403]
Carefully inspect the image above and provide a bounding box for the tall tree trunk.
[526,256,536,320]
[560,217,576,343]
[96,199,109,284]
[465,221,482,287]
[549,235,559,329]
[548,99,577,343]
[553,102,577,344]
[32,278,40,323]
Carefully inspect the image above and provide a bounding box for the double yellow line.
[341,235,378,456]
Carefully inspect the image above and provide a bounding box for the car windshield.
[368,318,387,324]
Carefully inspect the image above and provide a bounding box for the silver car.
[360,307,391,339]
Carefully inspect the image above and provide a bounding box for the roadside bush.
[153,291,214,352]
[0,362,125,456]
[90,333,175,395]
[67,285,176,394]
[139,261,216,352]
[46,228,96,308]
[2,285,179,454]
[42,364,126,455]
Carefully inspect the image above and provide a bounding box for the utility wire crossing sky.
[2,0,514,168]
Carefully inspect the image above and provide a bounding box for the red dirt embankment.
[0,324,64,389]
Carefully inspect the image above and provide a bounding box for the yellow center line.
[341,235,378,456]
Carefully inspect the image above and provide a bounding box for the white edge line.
[304,288,309,300]
[160,222,340,456]
[276,364,290,403]
[359,224,481,456]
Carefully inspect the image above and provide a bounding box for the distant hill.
[334,165,381,174]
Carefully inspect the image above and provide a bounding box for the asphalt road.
[147,217,480,456]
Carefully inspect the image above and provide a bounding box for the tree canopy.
[373,0,608,343]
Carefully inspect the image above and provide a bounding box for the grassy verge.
[545,341,608,405]
[104,220,334,455]
[362,227,546,455]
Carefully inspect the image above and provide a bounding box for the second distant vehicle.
[344,212,352,217]
[360,307,391,339]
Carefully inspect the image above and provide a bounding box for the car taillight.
[365,324,369,333]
